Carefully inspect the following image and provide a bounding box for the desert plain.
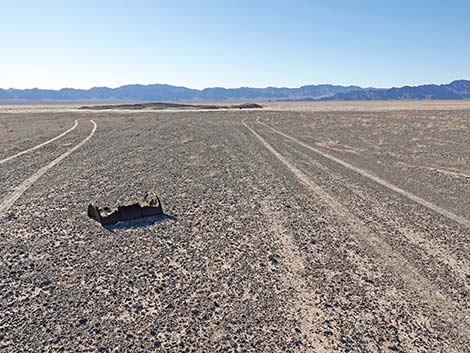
[0,101,469,352]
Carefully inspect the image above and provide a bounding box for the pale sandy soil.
[2,99,470,114]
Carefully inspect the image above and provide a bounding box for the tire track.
[275,140,469,286]
[0,120,78,164]
[242,119,469,337]
[261,198,330,353]
[0,120,97,218]
[262,121,470,229]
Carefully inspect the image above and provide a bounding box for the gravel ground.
[0,105,469,352]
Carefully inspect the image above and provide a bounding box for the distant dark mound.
[235,103,263,109]
[79,102,263,110]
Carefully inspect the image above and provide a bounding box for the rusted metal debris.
[88,194,163,226]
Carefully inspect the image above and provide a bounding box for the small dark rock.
[154,340,162,348]
[78,318,88,326]
[323,330,333,337]
[268,254,279,265]
[39,279,51,288]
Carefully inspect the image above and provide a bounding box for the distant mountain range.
[1,80,469,102]
[320,80,470,101]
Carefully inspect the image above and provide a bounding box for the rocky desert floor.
[0,101,469,352]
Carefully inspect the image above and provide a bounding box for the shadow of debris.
[104,214,177,231]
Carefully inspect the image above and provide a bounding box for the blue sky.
[1,0,469,89]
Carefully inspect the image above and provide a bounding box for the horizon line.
[1,78,468,91]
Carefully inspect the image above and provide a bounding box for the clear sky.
[1,0,469,89]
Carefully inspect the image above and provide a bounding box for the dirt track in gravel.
[1,102,469,352]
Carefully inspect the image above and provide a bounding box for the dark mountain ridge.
[0,83,360,102]
[0,80,469,102]
[321,80,470,101]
